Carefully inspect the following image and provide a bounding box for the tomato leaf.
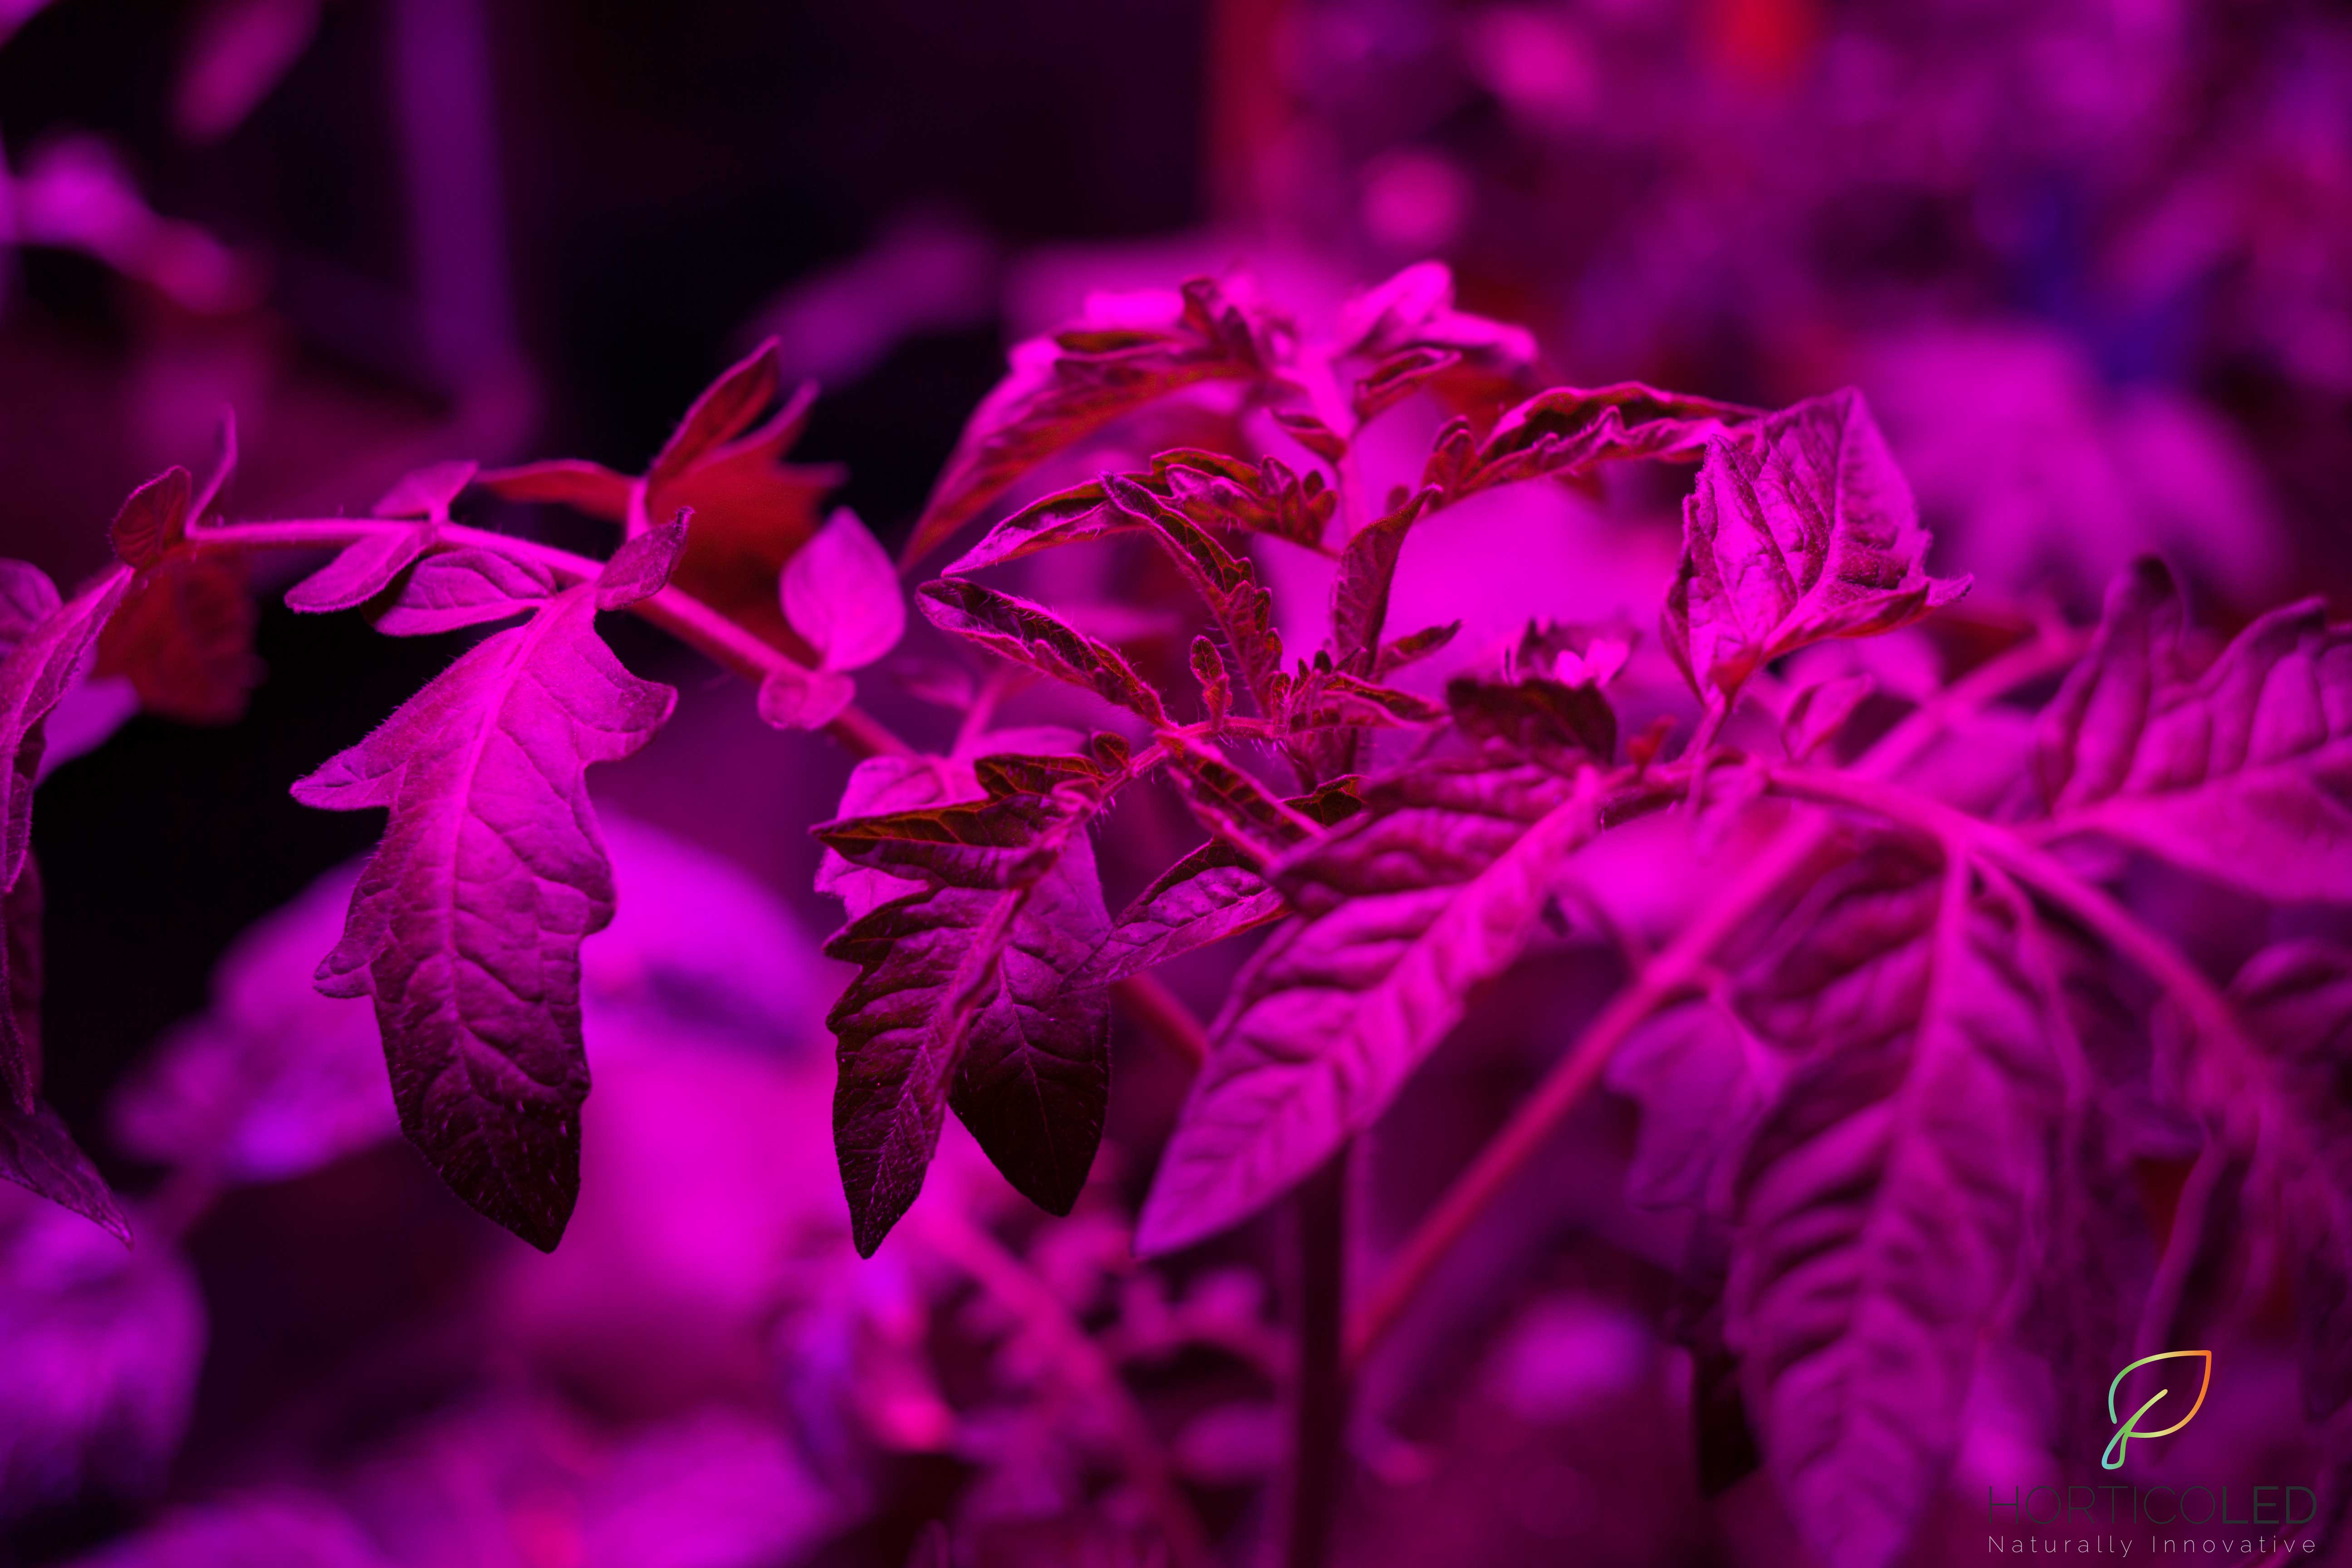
[2036,557,2352,902]
[370,546,561,635]
[906,277,1277,566]
[946,448,1334,575]
[1427,382,1762,503]
[290,586,676,1250]
[917,579,1168,724]
[371,460,479,522]
[784,509,904,671]
[1663,388,1967,707]
[1334,262,1541,424]
[284,525,437,614]
[1137,759,1601,1253]
[1725,846,2057,1568]
[594,515,689,611]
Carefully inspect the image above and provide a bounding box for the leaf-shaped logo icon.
[2102,1350,2213,1470]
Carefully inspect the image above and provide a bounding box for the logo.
[2102,1351,2213,1471]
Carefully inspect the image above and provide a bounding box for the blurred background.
[0,0,2347,1563]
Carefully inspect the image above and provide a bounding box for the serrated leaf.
[825,814,1108,1254]
[2037,558,2352,902]
[1664,389,1966,707]
[784,509,904,671]
[371,460,478,521]
[1284,668,1446,732]
[816,755,983,921]
[290,586,675,1250]
[906,277,1276,565]
[815,779,1093,891]
[1190,635,1231,725]
[918,579,1167,724]
[1782,673,1877,761]
[481,350,839,649]
[1329,488,1436,666]
[1103,473,1286,713]
[1136,759,1600,1253]
[946,448,1333,576]
[1161,735,1319,861]
[285,525,437,613]
[1268,408,1345,463]
[1069,779,1360,989]
[1428,382,1762,502]
[370,546,561,635]
[1724,846,2058,1568]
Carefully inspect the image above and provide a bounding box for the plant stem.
[916,1209,1217,1568]
[187,516,1230,1074]
[1286,1152,1349,1568]
[1343,630,2089,1366]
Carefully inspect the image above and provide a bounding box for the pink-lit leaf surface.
[821,774,1109,1254]
[371,460,478,522]
[906,277,1277,565]
[1159,735,1321,862]
[593,516,690,611]
[917,579,1167,724]
[1334,261,1541,425]
[0,1093,131,1247]
[1604,1000,1771,1214]
[284,525,436,614]
[1782,673,1877,761]
[2036,558,2352,902]
[1445,671,1617,771]
[783,509,904,671]
[290,584,676,1250]
[1424,382,1762,503]
[946,448,1333,574]
[1663,389,1968,707]
[756,662,856,732]
[1725,847,2056,1568]
[1137,758,1601,1254]
[1070,777,1362,990]
[1101,473,1286,713]
[482,346,838,647]
[369,547,561,636]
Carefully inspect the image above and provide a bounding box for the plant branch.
[1344,629,2090,1366]
[914,1208,1216,1568]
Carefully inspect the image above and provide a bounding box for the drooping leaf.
[1160,736,1320,861]
[284,524,436,614]
[290,586,676,1250]
[371,460,478,522]
[823,789,1109,1254]
[918,579,1168,724]
[0,564,131,1109]
[369,546,561,635]
[0,1093,130,1245]
[1724,846,2058,1568]
[946,448,1333,575]
[816,770,1100,891]
[1136,759,1601,1254]
[1425,382,1763,503]
[2036,557,2352,902]
[1662,389,1967,707]
[783,508,904,671]
[906,277,1278,565]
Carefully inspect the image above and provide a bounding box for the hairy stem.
[1344,630,2089,1366]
